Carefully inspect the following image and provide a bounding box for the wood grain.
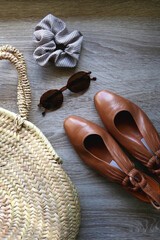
[0,1,160,239]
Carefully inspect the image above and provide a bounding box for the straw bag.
[0,45,80,240]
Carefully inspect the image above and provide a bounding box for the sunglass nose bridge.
[60,86,67,92]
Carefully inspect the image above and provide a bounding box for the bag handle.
[0,45,31,120]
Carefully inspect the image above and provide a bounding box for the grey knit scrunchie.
[33,14,83,67]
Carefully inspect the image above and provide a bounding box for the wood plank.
[0,0,160,19]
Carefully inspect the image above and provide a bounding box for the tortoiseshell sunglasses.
[38,71,96,116]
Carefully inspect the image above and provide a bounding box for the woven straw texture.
[0,45,80,240]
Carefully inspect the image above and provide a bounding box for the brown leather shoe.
[64,116,160,209]
[95,90,160,179]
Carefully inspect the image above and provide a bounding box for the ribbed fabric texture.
[33,14,83,67]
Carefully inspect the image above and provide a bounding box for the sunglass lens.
[39,90,63,110]
[67,71,91,93]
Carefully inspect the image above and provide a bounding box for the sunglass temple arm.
[87,71,96,81]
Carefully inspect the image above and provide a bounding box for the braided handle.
[0,45,31,120]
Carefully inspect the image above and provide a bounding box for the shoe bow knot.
[122,168,147,191]
[122,168,160,209]
[147,150,160,176]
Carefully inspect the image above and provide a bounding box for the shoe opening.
[84,134,112,163]
[114,110,142,140]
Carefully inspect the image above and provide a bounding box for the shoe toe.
[94,90,115,114]
[64,116,87,144]
[95,90,114,104]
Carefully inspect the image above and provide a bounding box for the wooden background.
[0,0,160,239]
